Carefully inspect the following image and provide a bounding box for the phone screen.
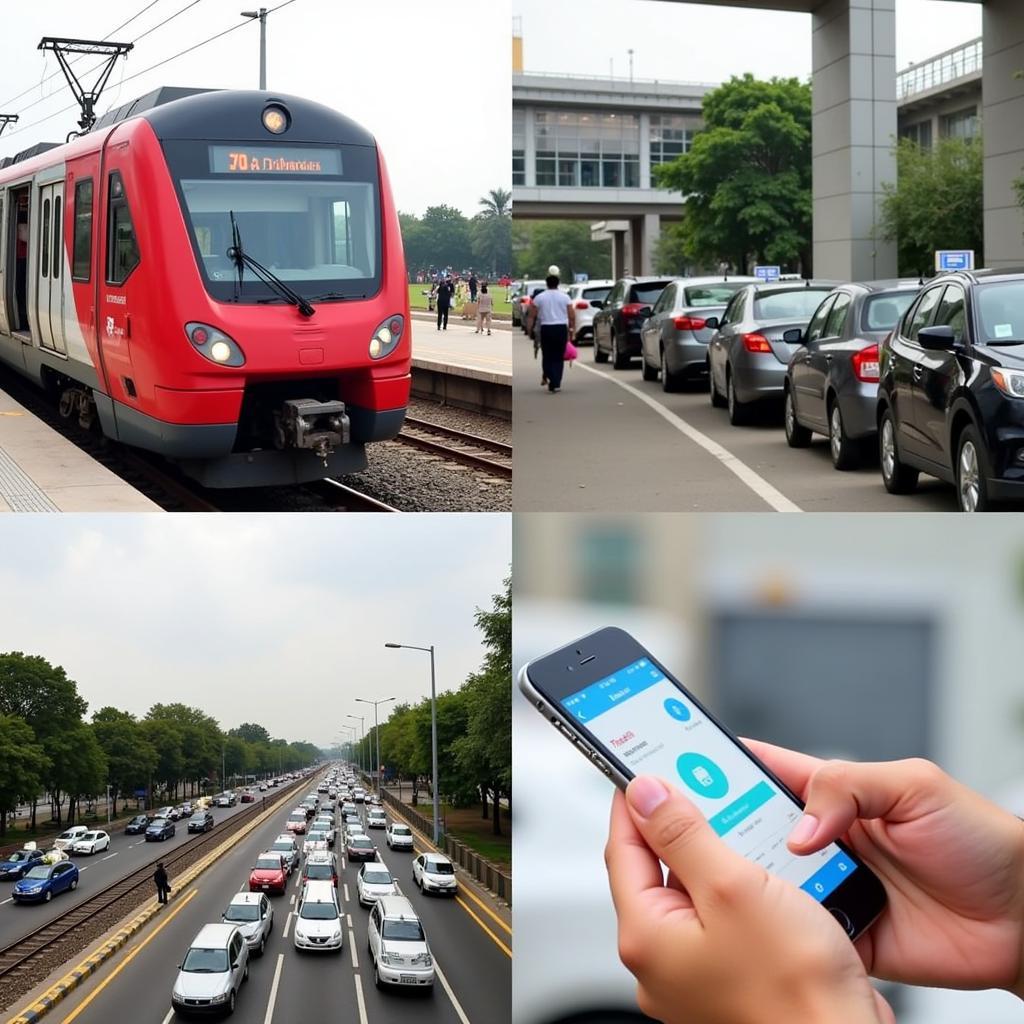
[560,656,857,903]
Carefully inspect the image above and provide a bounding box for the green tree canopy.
[92,707,157,813]
[513,220,612,281]
[0,714,49,837]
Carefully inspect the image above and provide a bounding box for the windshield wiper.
[308,291,367,301]
[985,340,1024,346]
[227,211,315,318]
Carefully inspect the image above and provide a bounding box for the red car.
[286,812,307,835]
[249,852,288,895]
[240,790,256,803]
[345,834,377,862]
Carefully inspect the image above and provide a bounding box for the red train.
[0,87,410,486]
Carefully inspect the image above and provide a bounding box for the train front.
[124,91,410,488]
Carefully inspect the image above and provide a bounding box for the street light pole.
[355,697,395,798]
[240,8,268,88]
[385,642,440,845]
[346,715,365,776]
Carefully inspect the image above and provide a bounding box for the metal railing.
[898,37,982,100]
[514,70,718,91]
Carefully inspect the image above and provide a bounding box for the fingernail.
[626,777,669,818]
[789,814,819,845]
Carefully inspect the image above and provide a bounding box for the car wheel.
[879,408,919,494]
[374,963,383,989]
[44,890,52,902]
[661,347,680,393]
[594,333,608,363]
[227,990,235,1014]
[956,425,991,512]
[611,333,629,370]
[258,937,266,957]
[709,360,726,407]
[784,388,812,448]
[243,963,249,982]
[641,351,658,382]
[726,371,749,426]
[70,878,78,890]
[829,400,860,470]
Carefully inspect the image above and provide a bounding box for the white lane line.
[161,1009,175,1024]
[263,952,284,1024]
[346,913,353,927]
[102,852,118,861]
[282,911,294,939]
[343,884,350,904]
[435,960,472,1024]
[353,973,369,1024]
[341,857,346,871]
[575,361,802,512]
[0,898,11,906]
[348,930,358,968]
[79,865,90,871]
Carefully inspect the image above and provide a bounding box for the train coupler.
[274,398,350,467]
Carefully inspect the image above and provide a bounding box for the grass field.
[440,804,511,869]
[407,283,512,317]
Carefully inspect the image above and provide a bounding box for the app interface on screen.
[561,658,857,902]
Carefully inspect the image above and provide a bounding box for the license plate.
[399,974,417,985]
[261,884,270,890]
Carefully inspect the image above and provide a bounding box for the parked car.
[566,279,615,345]
[293,880,344,953]
[124,815,150,835]
[593,277,675,369]
[412,852,458,896]
[188,811,215,833]
[145,817,175,842]
[222,891,274,957]
[511,279,545,330]
[367,895,434,989]
[249,852,288,895]
[52,826,89,851]
[12,861,79,902]
[877,268,1024,510]
[385,822,414,851]
[639,276,757,391]
[171,923,249,1016]
[784,281,919,468]
[707,281,838,424]
[0,847,45,880]
[71,830,111,855]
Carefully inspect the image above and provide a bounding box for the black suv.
[593,277,674,369]
[877,268,1024,511]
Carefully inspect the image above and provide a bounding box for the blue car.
[12,861,79,902]
[145,817,175,842]
[0,848,45,881]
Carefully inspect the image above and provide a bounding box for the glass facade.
[940,106,979,141]
[649,114,693,176]
[513,108,525,186]
[900,119,933,150]
[534,109,640,188]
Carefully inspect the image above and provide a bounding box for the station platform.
[0,387,159,512]
[410,311,511,379]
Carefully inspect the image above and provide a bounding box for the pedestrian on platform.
[154,862,171,904]
[468,272,478,303]
[475,283,494,335]
[436,277,454,330]
[527,274,574,393]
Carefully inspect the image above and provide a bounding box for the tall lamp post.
[339,726,357,765]
[240,8,268,88]
[346,714,365,776]
[355,697,395,799]
[385,642,439,845]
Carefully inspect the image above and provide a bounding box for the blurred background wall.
[513,513,1024,1024]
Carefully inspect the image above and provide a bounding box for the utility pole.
[241,8,268,89]
[355,697,395,798]
[347,714,365,776]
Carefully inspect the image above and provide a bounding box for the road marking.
[455,897,512,958]
[408,849,511,937]
[353,972,369,1024]
[435,960,472,1024]
[289,893,295,905]
[161,1010,174,1024]
[343,883,350,904]
[263,953,284,1024]
[79,865,90,871]
[575,361,802,512]
[282,911,294,939]
[102,852,118,861]
[348,930,358,968]
[60,887,199,1022]
[1,897,12,905]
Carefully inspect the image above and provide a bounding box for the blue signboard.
[754,265,781,282]
[935,250,974,272]
[133,788,147,797]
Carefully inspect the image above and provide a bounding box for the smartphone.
[519,626,887,940]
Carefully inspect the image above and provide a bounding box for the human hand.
[605,777,891,1024]
[746,740,1024,999]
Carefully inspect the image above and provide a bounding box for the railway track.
[396,416,513,479]
[0,777,306,1007]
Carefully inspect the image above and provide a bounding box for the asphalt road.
[47,782,510,1024]
[512,334,1007,512]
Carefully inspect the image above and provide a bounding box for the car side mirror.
[917,325,956,350]
[782,328,804,344]
[590,300,604,310]
[703,316,720,330]
[638,306,653,319]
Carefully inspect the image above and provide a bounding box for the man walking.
[154,861,171,904]
[436,276,454,331]
[526,273,575,393]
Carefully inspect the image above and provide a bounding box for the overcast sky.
[0,0,509,217]
[0,515,510,748]
[515,0,981,80]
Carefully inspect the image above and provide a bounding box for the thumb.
[624,776,754,913]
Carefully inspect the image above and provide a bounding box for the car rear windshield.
[183,947,229,973]
[383,918,425,941]
[683,283,745,307]
[582,286,611,303]
[754,289,833,320]
[300,901,339,920]
[255,857,282,870]
[629,282,671,305]
[350,838,372,848]
[975,280,1024,344]
[224,905,260,922]
[305,864,334,880]
[862,292,917,332]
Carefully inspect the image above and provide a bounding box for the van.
[171,922,248,1015]
[367,894,434,990]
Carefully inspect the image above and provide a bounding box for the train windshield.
[165,141,381,304]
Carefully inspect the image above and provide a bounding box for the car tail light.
[742,332,772,353]
[673,315,707,331]
[622,303,647,317]
[852,343,880,382]
[575,301,589,309]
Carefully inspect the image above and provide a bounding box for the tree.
[48,724,106,826]
[881,136,984,276]
[513,220,612,281]
[92,708,157,814]
[404,205,473,272]
[0,715,49,837]
[655,74,813,273]
[229,723,271,745]
[471,214,512,276]
[140,717,185,799]
[478,188,511,218]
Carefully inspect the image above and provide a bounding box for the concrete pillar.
[982,0,1024,267]
[611,233,626,279]
[524,105,536,188]
[811,0,897,280]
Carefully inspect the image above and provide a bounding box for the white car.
[171,923,249,1015]
[385,823,414,850]
[71,830,111,855]
[303,831,329,857]
[368,895,434,988]
[222,891,274,957]
[412,852,458,896]
[312,819,335,846]
[293,881,344,953]
[53,826,89,851]
[366,809,387,829]
[357,863,400,906]
[566,279,615,344]
[352,788,366,803]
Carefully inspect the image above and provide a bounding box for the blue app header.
[561,659,665,722]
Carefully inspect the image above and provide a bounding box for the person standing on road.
[475,283,494,335]
[436,277,454,331]
[527,274,575,393]
[154,862,171,904]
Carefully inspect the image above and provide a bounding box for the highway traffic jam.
[1,765,509,1023]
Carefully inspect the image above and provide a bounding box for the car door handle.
[824,354,833,363]
[912,365,923,380]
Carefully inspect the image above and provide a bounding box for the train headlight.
[262,104,289,134]
[184,322,246,367]
[368,315,404,360]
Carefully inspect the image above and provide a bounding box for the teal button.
[676,753,729,800]
[708,780,776,836]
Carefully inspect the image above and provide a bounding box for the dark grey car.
[706,282,838,425]
[639,276,758,391]
[784,281,920,469]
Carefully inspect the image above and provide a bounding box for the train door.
[5,186,30,336]
[35,181,67,355]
